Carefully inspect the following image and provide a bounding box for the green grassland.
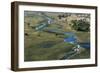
[24,11,90,61]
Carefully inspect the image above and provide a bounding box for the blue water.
[64,37,90,49]
[64,32,77,44]
[79,43,90,49]
[64,37,77,44]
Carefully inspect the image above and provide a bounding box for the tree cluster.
[70,19,90,32]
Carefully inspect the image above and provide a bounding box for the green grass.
[24,11,90,61]
[24,37,74,61]
[71,49,90,59]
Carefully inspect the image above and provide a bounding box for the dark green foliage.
[71,19,90,32]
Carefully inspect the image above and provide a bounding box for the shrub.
[71,19,90,32]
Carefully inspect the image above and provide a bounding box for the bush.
[71,19,90,32]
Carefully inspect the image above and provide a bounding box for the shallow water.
[79,42,90,49]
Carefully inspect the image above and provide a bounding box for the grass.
[24,11,90,61]
[71,49,90,59]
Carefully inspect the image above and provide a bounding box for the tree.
[71,19,90,32]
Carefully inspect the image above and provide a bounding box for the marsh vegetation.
[24,11,90,61]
